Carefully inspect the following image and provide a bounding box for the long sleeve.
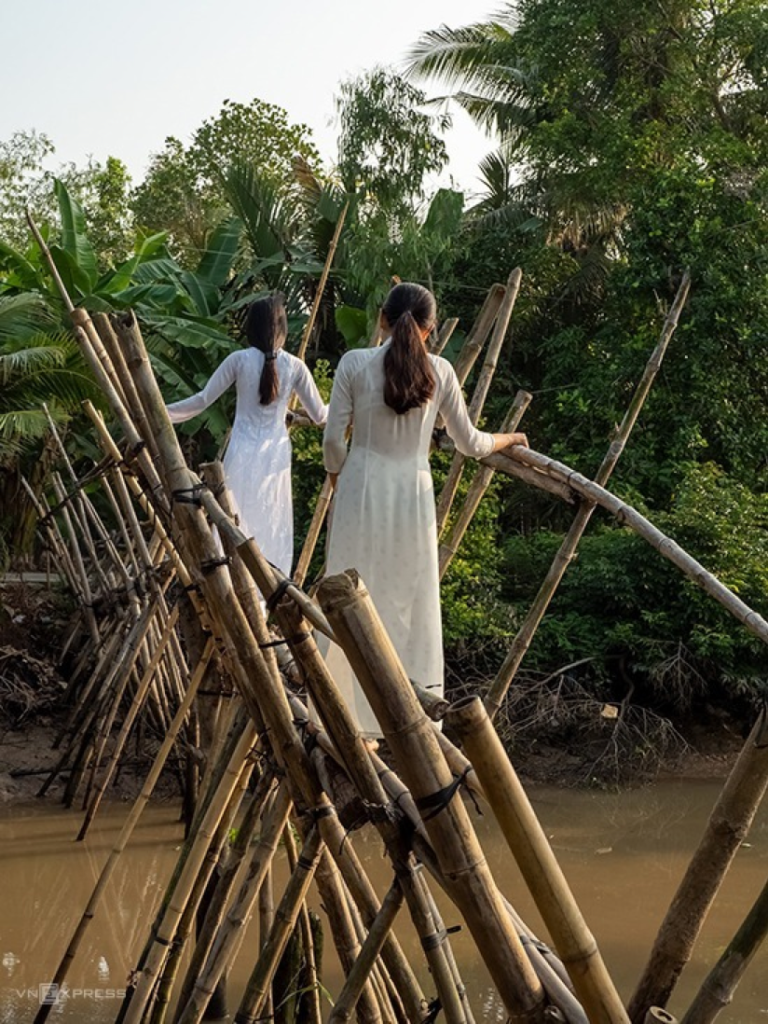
[166,352,240,423]
[292,361,328,425]
[437,362,495,458]
[323,353,355,473]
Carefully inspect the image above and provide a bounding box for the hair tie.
[264,352,277,361]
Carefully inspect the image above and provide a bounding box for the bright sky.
[3,0,498,199]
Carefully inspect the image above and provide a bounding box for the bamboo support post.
[232,826,324,1024]
[680,868,768,1024]
[436,268,522,534]
[282,822,323,1024]
[77,604,180,840]
[327,880,404,1024]
[174,782,293,1024]
[32,639,214,1024]
[439,390,532,579]
[27,213,169,512]
[628,708,768,1022]
[453,282,506,386]
[293,475,333,587]
[644,1012,677,1024]
[485,271,691,718]
[447,695,629,1024]
[94,311,160,460]
[121,723,259,1024]
[151,758,256,1024]
[295,201,349,364]
[431,317,459,356]
[317,570,546,1024]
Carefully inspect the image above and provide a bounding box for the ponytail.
[259,352,279,405]
[381,283,436,415]
[244,293,287,406]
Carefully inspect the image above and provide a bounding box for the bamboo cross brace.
[485,271,691,718]
[436,268,523,535]
[31,638,214,1024]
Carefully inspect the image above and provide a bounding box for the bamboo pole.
[32,639,213,1024]
[232,826,324,1024]
[293,475,333,587]
[430,317,459,357]
[436,268,522,534]
[453,283,506,386]
[94,311,160,461]
[295,201,349,364]
[122,723,259,1024]
[681,867,768,1024]
[644,1012,676,1024]
[439,391,532,579]
[497,444,768,648]
[78,604,180,840]
[627,709,768,1021]
[282,823,323,1024]
[485,271,691,718]
[174,782,293,1024]
[327,882,402,1024]
[317,570,546,1024]
[26,213,169,512]
[447,695,629,1024]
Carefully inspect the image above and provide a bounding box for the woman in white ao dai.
[166,294,327,578]
[322,283,528,738]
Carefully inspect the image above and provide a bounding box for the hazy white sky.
[2,0,498,197]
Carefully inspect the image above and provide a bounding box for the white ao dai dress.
[167,348,327,576]
[322,341,495,738]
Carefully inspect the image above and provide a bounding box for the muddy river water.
[1,780,766,1023]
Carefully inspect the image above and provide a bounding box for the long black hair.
[381,283,436,415]
[244,294,288,405]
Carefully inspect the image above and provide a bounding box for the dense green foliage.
[1,0,767,725]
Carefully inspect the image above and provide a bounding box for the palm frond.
[0,293,54,342]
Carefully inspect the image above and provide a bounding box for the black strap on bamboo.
[258,631,311,650]
[304,804,335,824]
[413,766,480,822]
[172,483,207,506]
[265,577,292,611]
[421,926,454,953]
[423,997,442,1024]
[199,556,230,575]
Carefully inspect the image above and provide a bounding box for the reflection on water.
[1,781,766,1023]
